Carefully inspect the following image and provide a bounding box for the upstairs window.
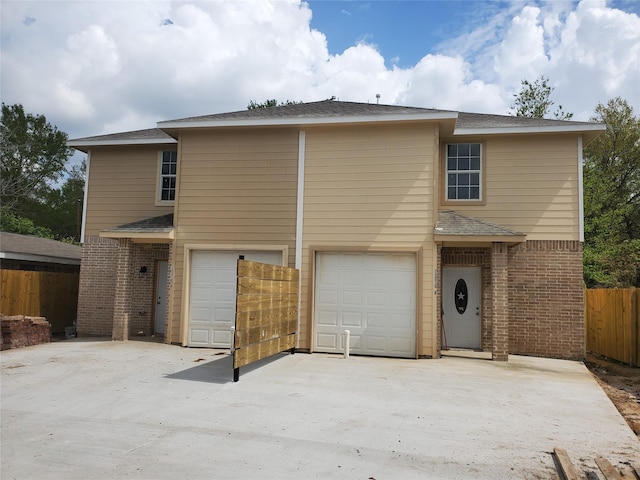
[446,143,482,201]
[159,151,177,203]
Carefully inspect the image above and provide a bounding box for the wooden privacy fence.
[232,259,299,382]
[585,288,639,366]
[0,269,79,334]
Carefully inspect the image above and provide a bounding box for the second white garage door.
[188,250,283,348]
[314,252,416,358]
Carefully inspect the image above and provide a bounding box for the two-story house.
[69,100,604,361]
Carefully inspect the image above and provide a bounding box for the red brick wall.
[77,236,118,336]
[440,240,584,360]
[508,240,584,360]
[1,315,51,350]
[77,237,170,338]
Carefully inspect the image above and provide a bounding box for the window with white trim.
[446,143,482,201]
[159,151,177,202]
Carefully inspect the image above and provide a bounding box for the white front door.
[188,250,282,348]
[155,260,168,335]
[314,252,416,358]
[442,266,481,349]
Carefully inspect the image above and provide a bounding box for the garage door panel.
[366,292,388,307]
[316,310,338,326]
[316,333,338,350]
[188,250,282,348]
[366,312,386,328]
[389,337,413,354]
[316,289,338,305]
[343,271,364,286]
[189,329,210,345]
[314,252,416,358]
[363,335,387,353]
[342,291,363,306]
[342,311,363,327]
[391,313,414,329]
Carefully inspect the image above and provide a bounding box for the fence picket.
[0,270,79,334]
[586,288,639,366]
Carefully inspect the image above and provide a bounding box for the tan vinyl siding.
[301,124,437,357]
[168,128,299,344]
[446,135,580,240]
[85,146,175,236]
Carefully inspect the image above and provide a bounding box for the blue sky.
[307,1,469,67]
[308,0,640,68]
[1,0,639,143]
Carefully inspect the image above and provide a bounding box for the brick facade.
[77,236,118,336]
[491,243,509,361]
[508,240,584,360]
[77,236,170,338]
[439,240,584,360]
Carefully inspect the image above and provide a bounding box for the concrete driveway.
[1,339,638,480]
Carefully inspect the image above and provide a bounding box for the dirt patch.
[585,353,640,438]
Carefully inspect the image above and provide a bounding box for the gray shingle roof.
[0,232,81,265]
[456,111,598,129]
[69,128,174,144]
[434,211,524,237]
[106,214,174,233]
[68,100,604,145]
[159,100,454,124]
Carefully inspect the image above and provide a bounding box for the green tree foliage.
[0,103,83,241]
[1,103,74,210]
[21,160,86,241]
[510,76,573,120]
[247,99,301,109]
[583,97,640,287]
[0,205,54,238]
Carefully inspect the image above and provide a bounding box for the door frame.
[154,260,169,335]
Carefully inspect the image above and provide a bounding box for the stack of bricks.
[1,315,51,350]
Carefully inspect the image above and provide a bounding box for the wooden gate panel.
[233,259,299,380]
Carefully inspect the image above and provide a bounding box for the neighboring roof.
[67,128,177,151]
[434,211,526,243]
[456,111,604,141]
[105,214,174,233]
[100,214,175,243]
[68,100,605,148]
[0,232,81,266]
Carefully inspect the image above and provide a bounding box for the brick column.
[491,242,509,361]
[112,238,134,341]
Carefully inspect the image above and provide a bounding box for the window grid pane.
[160,151,177,202]
[446,143,481,200]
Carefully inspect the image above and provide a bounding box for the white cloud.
[0,0,638,141]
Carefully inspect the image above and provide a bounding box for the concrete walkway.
[1,339,638,479]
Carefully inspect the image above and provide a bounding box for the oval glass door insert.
[455,278,468,314]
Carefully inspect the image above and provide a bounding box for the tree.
[583,97,640,287]
[0,103,74,210]
[247,99,301,110]
[510,76,573,120]
[0,205,54,238]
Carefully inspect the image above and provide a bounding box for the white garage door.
[314,252,416,358]
[188,250,283,348]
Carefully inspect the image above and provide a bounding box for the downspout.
[80,150,91,244]
[578,136,584,242]
[296,131,305,270]
[295,131,306,349]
